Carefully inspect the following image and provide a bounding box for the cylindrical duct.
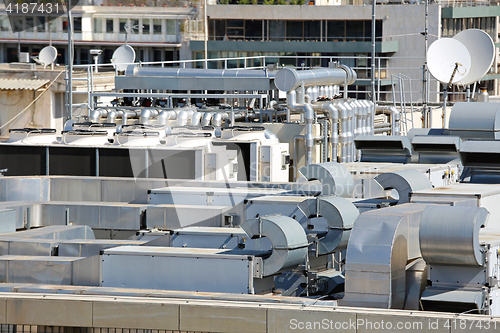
[275,67,357,92]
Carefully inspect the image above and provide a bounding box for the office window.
[286,20,303,40]
[26,17,34,32]
[13,17,23,32]
[49,18,57,32]
[62,17,68,31]
[94,18,102,33]
[166,19,176,34]
[36,16,45,32]
[106,19,113,32]
[0,16,10,31]
[142,19,150,34]
[153,19,161,34]
[74,17,82,33]
[119,18,127,33]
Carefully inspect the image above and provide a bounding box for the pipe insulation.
[201,112,214,126]
[89,109,108,123]
[419,205,489,266]
[274,67,357,92]
[298,162,354,197]
[240,215,308,277]
[140,108,159,125]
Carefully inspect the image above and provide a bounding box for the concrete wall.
[0,292,498,332]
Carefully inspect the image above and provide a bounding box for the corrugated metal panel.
[0,79,49,91]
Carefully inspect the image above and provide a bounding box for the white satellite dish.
[112,45,136,72]
[38,46,58,68]
[453,29,495,85]
[428,38,471,84]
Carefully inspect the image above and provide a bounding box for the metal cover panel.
[0,209,16,234]
[59,240,147,257]
[101,249,252,293]
[8,238,60,256]
[146,204,226,230]
[0,78,49,90]
[1,225,95,240]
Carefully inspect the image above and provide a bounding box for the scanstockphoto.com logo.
[5,0,80,33]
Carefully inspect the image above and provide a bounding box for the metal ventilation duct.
[298,162,354,197]
[459,140,500,170]
[449,102,500,139]
[342,203,428,309]
[411,135,461,164]
[318,196,358,253]
[240,215,308,276]
[116,66,273,91]
[419,205,489,266]
[274,67,356,92]
[355,135,412,164]
[375,169,433,204]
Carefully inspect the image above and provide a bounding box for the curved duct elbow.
[303,103,314,166]
[191,111,203,126]
[89,109,108,123]
[158,110,177,125]
[286,90,298,111]
[212,113,226,127]
[201,112,214,126]
[122,110,139,125]
[375,169,432,204]
[241,215,308,276]
[107,110,121,124]
[140,108,159,125]
[299,162,354,197]
[177,110,194,126]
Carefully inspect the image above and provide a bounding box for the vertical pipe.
[338,102,349,163]
[95,148,99,177]
[67,8,73,120]
[371,0,376,108]
[423,0,429,128]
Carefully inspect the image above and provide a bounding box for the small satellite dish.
[112,45,136,72]
[38,46,58,68]
[453,29,495,85]
[428,38,471,84]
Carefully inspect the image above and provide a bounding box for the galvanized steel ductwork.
[299,162,354,197]
[419,205,489,266]
[375,169,433,204]
[240,215,308,277]
[274,67,356,92]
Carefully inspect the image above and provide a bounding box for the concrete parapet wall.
[0,293,497,332]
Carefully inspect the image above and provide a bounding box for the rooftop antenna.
[112,44,136,72]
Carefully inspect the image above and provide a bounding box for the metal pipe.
[89,109,108,123]
[176,110,193,126]
[326,103,339,162]
[122,110,139,125]
[158,110,177,125]
[345,101,354,162]
[107,110,121,124]
[275,67,357,92]
[337,102,349,163]
[140,108,159,125]
[376,106,401,136]
[212,112,226,127]
[191,111,203,126]
[286,90,315,166]
[201,112,214,126]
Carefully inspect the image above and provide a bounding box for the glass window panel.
[304,21,320,40]
[166,20,176,34]
[327,21,345,41]
[346,20,363,40]
[26,17,33,32]
[269,20,285,41]
[94,18,102,33]
[245,20,262,40]
[62,17,68,31]
[49,18,56,32]
[142,19,150,34]
[153,19,161,34]
[119,18,127,33]
[36,16,45,32]
[1,16,10,31]
[106,19,113,32]
[74,17,82,33]
[286,20,303,40]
